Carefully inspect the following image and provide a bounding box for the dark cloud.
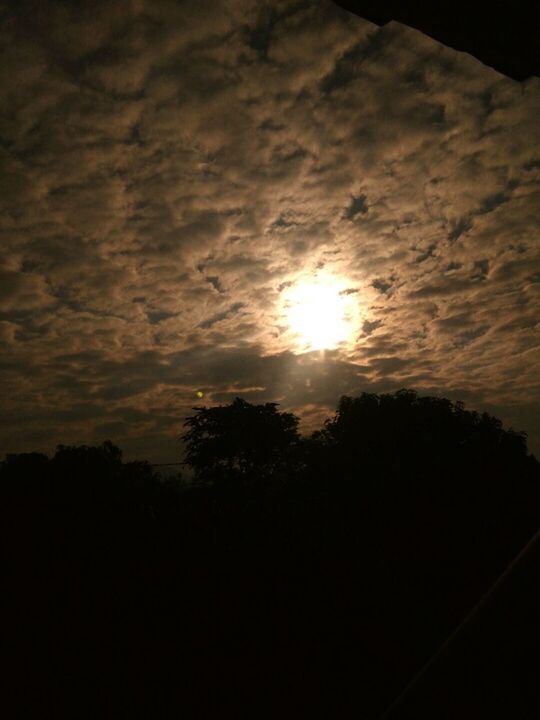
[344,194,369,220]
[198,302,246,329]
[0,269,52,311]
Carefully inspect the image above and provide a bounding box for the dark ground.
[2,392,539,718]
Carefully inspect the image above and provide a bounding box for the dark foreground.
[2,391,539,718]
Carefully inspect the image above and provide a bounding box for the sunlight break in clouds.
[283,274,359,352]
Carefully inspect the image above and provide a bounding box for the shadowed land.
[2,390,539,718]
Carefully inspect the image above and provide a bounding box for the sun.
[283,274,357,351]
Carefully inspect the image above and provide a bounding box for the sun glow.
[284,275,357,351]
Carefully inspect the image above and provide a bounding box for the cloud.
[1,0,539,459]
[0,269,53,312]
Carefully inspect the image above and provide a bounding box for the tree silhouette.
[310,389,529,484]
[181,397,301,486]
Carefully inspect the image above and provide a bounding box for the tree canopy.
[181,390,531,490]
[315,389,528,470]
[181,397,301,485]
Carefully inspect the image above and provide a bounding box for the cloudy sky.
[1,0,539,462]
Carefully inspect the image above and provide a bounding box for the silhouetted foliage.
[182,397,301,486]
[1,391,539,719]
[311,389,529,484]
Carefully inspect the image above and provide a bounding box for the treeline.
[1,390,539,718]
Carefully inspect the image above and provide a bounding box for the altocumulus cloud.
[1,0,539,461]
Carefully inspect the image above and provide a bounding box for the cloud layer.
[1,0,539,461]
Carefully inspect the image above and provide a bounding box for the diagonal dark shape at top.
[333,1,539,81]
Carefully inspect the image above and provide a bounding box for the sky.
[1,0,539,463]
